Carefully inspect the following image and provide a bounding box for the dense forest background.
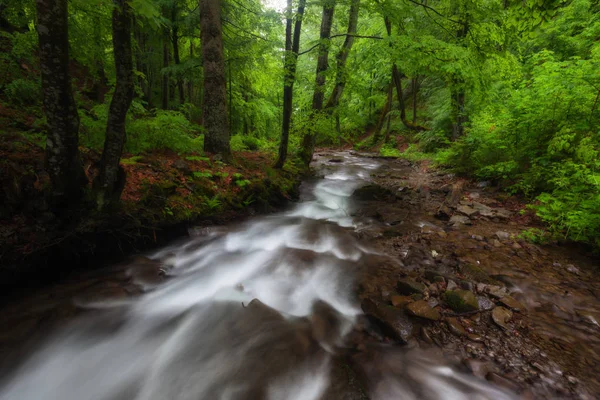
[0,0,599,248]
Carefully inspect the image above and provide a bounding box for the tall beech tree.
[275,0,307,169]
[324,0,360,110]
[200,0,231,160]
[94,0,134,209]
[299,0,335,166]
[36,0,86,209]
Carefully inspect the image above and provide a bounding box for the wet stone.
[492,306,513,330]
[397,278,426,295]
[446,317,467,336]
[449,215,471,225]
[457,204,478,217]
[473,202,494,217]
[447,280,458,291]
[361,299,414,343]
[406,300,441,321]
[467,333,484,342]
[499,296,526,313]
[391,295,413,308]
[495,231,511,241]
[444,290,479,313]
[477,296,495,311]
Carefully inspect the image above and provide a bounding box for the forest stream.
[0,152,599,400]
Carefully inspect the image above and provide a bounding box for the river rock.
[361,299,414,343]
[473,202,494,217]
[353,185,394,201]
[397,278,426,295]
[447,280,458,291]
[566,264,580,275]
[492,306,513,330]
[446,317,467,336]
[477,296,495,311]
[499,296,526,312]
[449,215,471,225]
[495,231,511,240]
[391,295,413,308]
[457,204,477,217]
[406,300,441,321]
[444,290,479,313]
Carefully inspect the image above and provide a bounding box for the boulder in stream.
[444,290,479,313]
[361,299,414,343]
[406,300,441,321]
[397,278,426,295]
[492,306,513,330]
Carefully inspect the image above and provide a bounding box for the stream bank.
[337,151,600,398]
[0,140,302,293]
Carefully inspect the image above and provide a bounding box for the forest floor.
[332,150,600,399]
[0,128,301,291]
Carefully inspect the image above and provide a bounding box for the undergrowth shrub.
[4,78,40,106]
[80,105,203,153]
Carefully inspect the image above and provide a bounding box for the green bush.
[4,78,41,106]
[80,106,204,154]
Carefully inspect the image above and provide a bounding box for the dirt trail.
[340,151,600,398]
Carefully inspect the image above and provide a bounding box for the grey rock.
[449,215,471,225]
[495,231,511,240]
[492,306,513,330]
[361,299,414,343]
[397,278,427,295]
[477,296,495,311]
[406,300,441,321]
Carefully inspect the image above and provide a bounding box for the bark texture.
[274,0,306,168]
[36,0,86,209]
[200,0,231,160]
[94,0,134,209]
[300,0,336,166]
[325,0,360,109]
[172,4,185,105]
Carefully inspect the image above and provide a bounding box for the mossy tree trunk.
[200,0,231,160]
[94,0,134,209]
[36,0,86,211]
[300,0,336,166]
[324,0,360,110]
[274,0,306,169]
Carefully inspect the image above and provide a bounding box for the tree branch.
[403,0,460,24]
[299,33,382,56]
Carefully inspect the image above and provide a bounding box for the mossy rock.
[459,263,497,284]
[443,290,479,313]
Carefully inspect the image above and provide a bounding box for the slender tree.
[94,0,134,209]
[274,0,307,168]
[300,0,336,166]
[325,0,360,110]
[200,0,231,160]
[36,0,86,209]
[171,1,185,105]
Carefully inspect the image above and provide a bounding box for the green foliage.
[202,195,222,211]
[193,171,213,179]
[185,155,210,162]
[4,78,40,106]
[80,105,204,154]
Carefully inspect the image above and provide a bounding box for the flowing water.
[0,152,516,400]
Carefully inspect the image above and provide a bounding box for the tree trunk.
[200,0,231,160]
[325,0,360,109]
[94,0,134,209]
[412,76,418,124]
[274,0,306,168]
[36,0,86,210]
[373,82,392,143]
[162,31,170,109]
[385,17,426,132]
[172,26,185,104]
[451,17,469,139]
[187,43,194,104]
[300,0,336,166]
